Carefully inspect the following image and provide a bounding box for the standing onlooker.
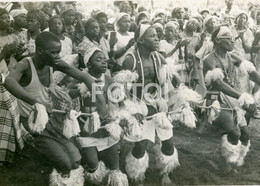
[231,12,254,61]
[114,13,135,66]
[17,10,45,57]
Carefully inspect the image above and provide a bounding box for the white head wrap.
[9,9,27,18]
[137,24,152,41]
[165,21,179,30]
[154,9,165,18]
[83,47,102,65]
[203,16,218,30]
[215,26,232,40]
[114,13,130,31]
[115,13,130,26]
[153,22,163,30]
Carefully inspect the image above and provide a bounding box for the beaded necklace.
[213,51,234,87]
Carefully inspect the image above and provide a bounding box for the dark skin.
[203,31,260,148]
[123,27,174,186]
[13,13,27,32]
[160,26,190,58]
[122,28,160,94]
[4,40,108,118]
[203,33,260,102]
[235,14,251,53]
[114,15,135,59]
[0,13,25,63]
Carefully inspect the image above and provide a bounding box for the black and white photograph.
[1,0,260,185]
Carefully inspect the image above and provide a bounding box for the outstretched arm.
[54,59,108,118]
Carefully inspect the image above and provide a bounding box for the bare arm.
[54,60,108,118]
[114,38,135,59]
[4,61,37,105]
[251,33,260,53]
[122,55,134,71]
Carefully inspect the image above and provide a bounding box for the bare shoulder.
[156,52,167,65]
[122,54,135,70]
[105,74,114,85]
[13,58,30,73]
[203,52,217,74]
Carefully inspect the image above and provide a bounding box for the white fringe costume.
[49,166,84,186]
[221,134,242,165]
[155,146,180,175]
[125,151,149,183]
[168,84,202,128]
[84,161,128,186]
[84,161,108,185]
[236,140,251,167]
[205,62,256,167]
[105,170,129,186]
[114,64,181,184]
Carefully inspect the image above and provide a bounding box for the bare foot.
[160,173,172,186]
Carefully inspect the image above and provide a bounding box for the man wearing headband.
[203,26,260,173]
[119,24,180,185]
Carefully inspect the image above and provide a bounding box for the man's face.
[40,41,61,66]
[142,27,159,51]
[14,13,27,28]
[217,33,234,52]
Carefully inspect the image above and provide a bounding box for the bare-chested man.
[203,26,260,173]
[121,24,179,186]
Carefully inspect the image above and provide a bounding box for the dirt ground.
[1,118,260,186]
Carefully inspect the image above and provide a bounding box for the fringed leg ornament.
[84,161,108,185]
[156,146,180,175]
[155,146,180,186]
[236,140,251,167]
[105,170,129,186]
[221,134,242,165]
[125,151,149,184]
[49,166,84,186]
